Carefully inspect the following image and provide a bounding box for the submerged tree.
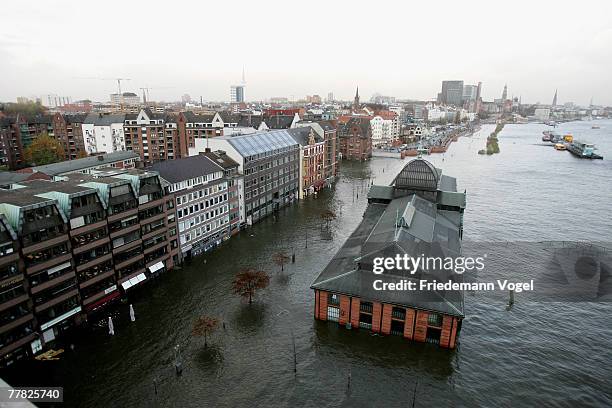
[192,315,219,348]
[273,251,290,272]
[232,268,270,304]
[23,133,64,165]
[321,210,337,230]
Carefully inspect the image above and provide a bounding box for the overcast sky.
[1,0,611,105]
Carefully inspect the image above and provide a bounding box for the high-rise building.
[438,81,464,106]
[230,85,245,103]
[327,92,334,102]
[552,89,558,107]
[462,85,478,102]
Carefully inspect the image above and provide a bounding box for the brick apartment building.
[123,109,180,165]
[0,167,179,366]
[52,113,87,161]
[338,117,372,161]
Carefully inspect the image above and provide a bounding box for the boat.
[592,125,600,129]
[554,143,566,151]
[567,140,603,159]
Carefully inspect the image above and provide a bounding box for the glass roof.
[227,130,297,156]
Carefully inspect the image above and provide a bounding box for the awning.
[121,273,147,291]
[148,261,165,273]
[40,306,82,331]
[85,291,120,312]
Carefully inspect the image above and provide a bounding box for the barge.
[567,140,603,159]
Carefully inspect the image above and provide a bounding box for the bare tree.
[273,251,290,272]
[232,268,270,304]
[321,210,337,230]
[192,315,219,348]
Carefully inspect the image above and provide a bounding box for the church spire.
[353,86,360,109]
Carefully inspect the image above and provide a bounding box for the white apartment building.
[81,113,126,154]
[151,155,231,258]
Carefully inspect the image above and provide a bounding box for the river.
[3,120,612,407]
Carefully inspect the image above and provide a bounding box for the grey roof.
[339,117,371,138]
[183,111,216,123]
[0,172,31,185]
[286,126,323,146]
[263,115,294,129]
[237,115,264,128]
[368,185,394,201]
[225,129,299,157]
[149,155,223,184]
[311,194,464,317]
[83,113,126,126]
[30,151,139,176]
[198,151,240,170]
[312,159,465,317]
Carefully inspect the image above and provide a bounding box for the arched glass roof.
[393,159,439,191]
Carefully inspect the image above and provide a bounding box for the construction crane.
[139,86,173,104]
[74,77,131,95]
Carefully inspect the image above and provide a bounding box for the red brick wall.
[339,295,350,325]
[381,304,392,335]
[449,317,458,349]
[371,302,382,333]
[318,290,328,321]
[350,297,360,328]
[413,310,429,342]
[314,290,320,319]
[440,315,453,348]
[404,308,416,339]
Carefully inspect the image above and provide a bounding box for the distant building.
[52,113,87,161]
[0,115,53,170]
[288,126,326,198]
[437,81,464,106]
[338,117,372,161]
[534,108,551,121]
[123,109,180,165]
[82,113,126,155]
[230,85,245,103]
[110,92,139,106]
[462,85,478,102]
[327,92,334,102]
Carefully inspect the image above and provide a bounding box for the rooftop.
[24,151,139,176]
[150,155,223,184]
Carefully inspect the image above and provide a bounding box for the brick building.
[338,117,372,161]
[123,109,180,165]
[288,126,326,198]
[311,159,466,348]
[0,167,179,365]
[52,113,87,160]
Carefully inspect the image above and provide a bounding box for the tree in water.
[23,133,64,165]
[192,315,219,348]
[321,210,337,230]
[273,251,290,272]
[232,268,270,304]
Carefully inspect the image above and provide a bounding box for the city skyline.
[1,0,611,105]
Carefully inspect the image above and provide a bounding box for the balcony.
[72,236,110,255]
[69,219,107,237]
[76,252,112,273]
[21,234,68,256]
[26,253,72,276]
[78,268,114,289]
[30,268,76,295]
[34,287,79,313]
[107,207,138,223]
[109,222,140,239]
[0,309,33,335]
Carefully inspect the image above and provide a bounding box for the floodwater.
[3,120,612,407]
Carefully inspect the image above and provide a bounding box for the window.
[328,293,340,306]
[327,306,339,322]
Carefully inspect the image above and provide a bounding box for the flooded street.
[3,120,612,407]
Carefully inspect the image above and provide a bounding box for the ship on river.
[567,140,603,159]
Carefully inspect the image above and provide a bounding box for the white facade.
[535,108,551,121]
[81,122,125,154]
